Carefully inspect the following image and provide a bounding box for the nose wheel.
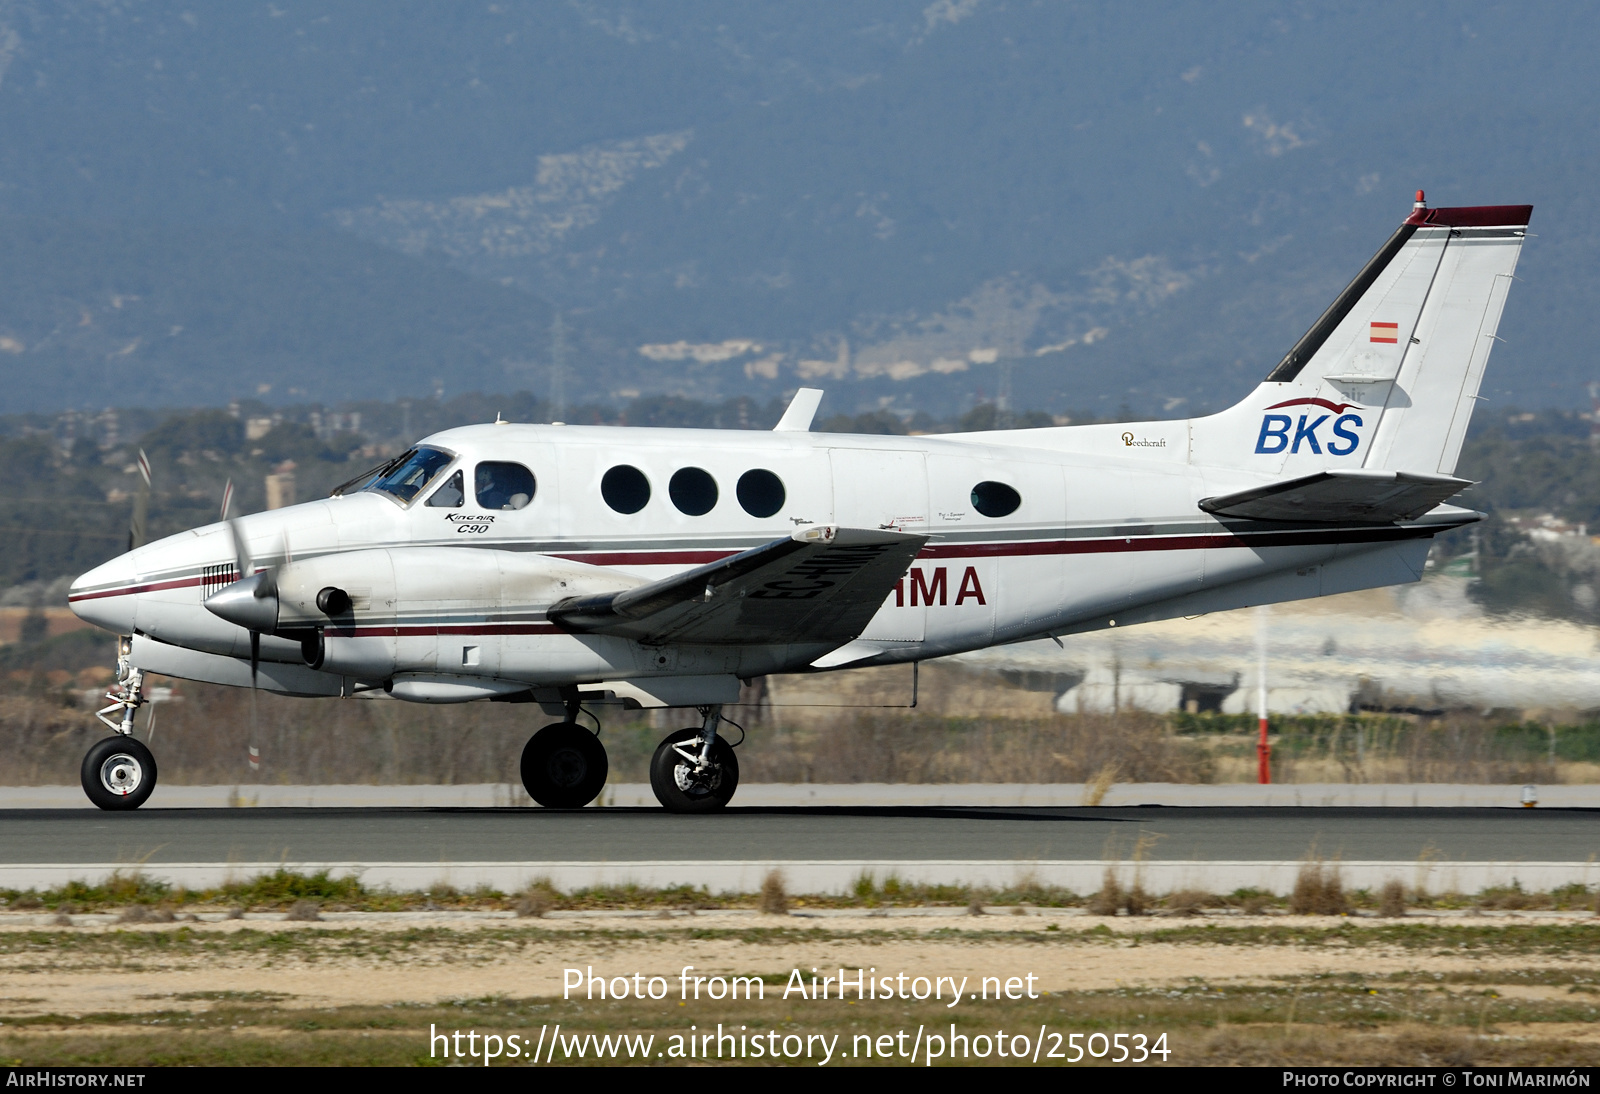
[81,639,158,811]
[520,722,609,808]
[81,736,158,811]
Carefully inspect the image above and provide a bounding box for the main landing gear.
[517,701,741,813]
[649,706,740,814]
[81,637,158,811]
[520,720,609,808]
[520,691,609,808]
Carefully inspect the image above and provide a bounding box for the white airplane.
[68,193,1529,812]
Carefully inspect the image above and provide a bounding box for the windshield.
[361,446,455,505]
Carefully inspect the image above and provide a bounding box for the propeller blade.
[226,516,253,585]
[207,518,282,639]
[249,628,259,689]
[127,448,152,552]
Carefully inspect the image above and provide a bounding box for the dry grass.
[6,662,1600,787]
[1081,762,1118,805]
[741,711,1209,784]
[514,884,553,920]
[283,900,322,922]
[3,968,1599,1067]
[1477,883,1554,911]
[0,672,1216,785]
[1289,858,1350,916]
[1161,889,1214,916]
[758,870,788,915]
[1086,869,1153,916]
[1379,879,1407,918]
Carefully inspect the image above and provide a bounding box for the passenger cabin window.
[475,462,536,510]
[362,447,455,505]
[669,467,718,516]
[736,469,785,518]
[601,465,651,514]
[425,470,464,508]
[971,480,1021,518]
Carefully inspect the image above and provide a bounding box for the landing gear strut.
[81,637,158,811]
[650,705,740,813]
[519,694,609,808]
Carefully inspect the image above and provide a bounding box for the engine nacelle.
[269,546,642,680]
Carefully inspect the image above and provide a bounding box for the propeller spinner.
[202,517,288,685]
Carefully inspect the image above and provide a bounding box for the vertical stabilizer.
[1190,195,1530,478]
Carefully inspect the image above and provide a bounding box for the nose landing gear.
[82,735,158,811]
[81,637,158,811]
[649,705,740,813]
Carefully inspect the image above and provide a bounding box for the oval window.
[669,467,718,516]
[601,465,651,514]
[474,462,536,510]
[971,480,1021,518]
[736,468,786,518]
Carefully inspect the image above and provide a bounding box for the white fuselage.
[67,420,1461,704]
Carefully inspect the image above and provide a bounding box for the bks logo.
[1255,398,1363,456]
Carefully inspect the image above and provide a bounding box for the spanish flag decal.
[1370,321,1399,344]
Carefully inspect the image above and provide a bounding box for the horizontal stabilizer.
[548,524,926,646]
[1199,469,1473,523]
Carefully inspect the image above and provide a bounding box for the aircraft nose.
[68,555,139,634]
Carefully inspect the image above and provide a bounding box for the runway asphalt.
[1,805,1594,865]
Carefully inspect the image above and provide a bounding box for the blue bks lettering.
[893,566,986,607]
[1255,413,1363,456]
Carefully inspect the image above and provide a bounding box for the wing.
[548,524,926,646]
[1199,468,1473,523]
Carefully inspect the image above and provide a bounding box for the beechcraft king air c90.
[68,193,1530,812]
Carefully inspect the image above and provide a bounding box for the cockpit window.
[424,469,464,508]
[475,462,536,510]
[362,446,455,505]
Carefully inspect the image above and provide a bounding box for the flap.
[1199,469,1473,523]
[548,524,926,646]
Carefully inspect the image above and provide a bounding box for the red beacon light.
[1413,189,1426,210]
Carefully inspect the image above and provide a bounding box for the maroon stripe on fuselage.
[549,549,735,566]
[70,525,1427,603]
[67,574,208,602]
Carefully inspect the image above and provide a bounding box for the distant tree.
[17,609,47,645]
[138,411,244,461]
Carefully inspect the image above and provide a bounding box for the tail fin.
[1192,194,1530,477]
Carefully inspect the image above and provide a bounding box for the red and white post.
[1255,605,1271,784]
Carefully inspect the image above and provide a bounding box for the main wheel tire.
[649,728,739,813]
[81,736,158,811]
[520,722,608,808]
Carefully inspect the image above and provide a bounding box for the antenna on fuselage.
[774,388,824,432]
